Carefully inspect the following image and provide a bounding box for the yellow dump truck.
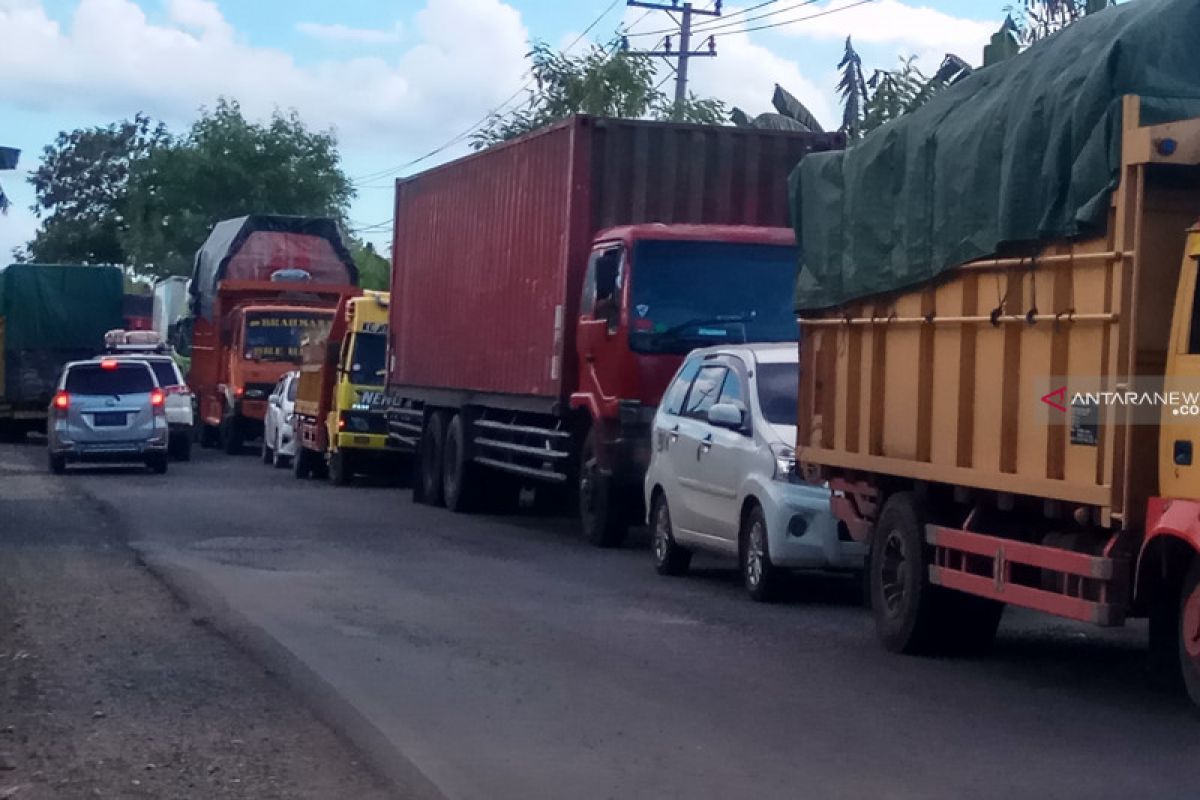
[796,94,1200,705]
[291,291,403,484]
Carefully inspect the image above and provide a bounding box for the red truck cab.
[186,216,359,454]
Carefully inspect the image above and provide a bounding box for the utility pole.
[623,1,720,116]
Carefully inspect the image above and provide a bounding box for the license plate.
[93,412,127,427]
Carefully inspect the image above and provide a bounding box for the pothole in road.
[188,537,310,571]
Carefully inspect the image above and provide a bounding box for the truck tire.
[442,414,479,513]
[870,492,945,654]
[172,433,192,462]
[200,424,220,449]
[741,503,782,603]
[1178,558,1200,708]
[415,411,447,506]
[261,435,273,464]
[651,493,691,576]
[579,428,629,548]
[293,446,314,479]
[220,413,243,455]
[329,450,353,487]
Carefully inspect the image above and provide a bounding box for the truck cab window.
[586,247,623,334]
[1189,259,1200,353]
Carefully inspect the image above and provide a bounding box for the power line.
[350,0,626,186]
[629,0,817,37]
[738,0,873,33]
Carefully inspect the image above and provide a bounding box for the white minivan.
[644,343,865,601]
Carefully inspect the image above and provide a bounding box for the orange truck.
[186,215,359,453]
[795,95,1200,706]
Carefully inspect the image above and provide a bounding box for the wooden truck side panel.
[797,99,1200,530]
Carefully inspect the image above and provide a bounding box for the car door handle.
[698,433,713,456]
[669,423,680,442]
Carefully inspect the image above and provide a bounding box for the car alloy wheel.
[745,519,766,589]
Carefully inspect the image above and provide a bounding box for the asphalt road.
[20,442,1200,799]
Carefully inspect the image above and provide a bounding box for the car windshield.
[65,364,154,395]
[628,240,798,355]
[348,333,387,385]
[244,311,329,363]
[755,362,799,426]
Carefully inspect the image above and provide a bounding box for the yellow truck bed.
[797,98,1200,529]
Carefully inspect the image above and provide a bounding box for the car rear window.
[65,364,155,395]
[144,360,180,387]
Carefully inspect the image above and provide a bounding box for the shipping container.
[153,276,190,343]
[388,114,843,543]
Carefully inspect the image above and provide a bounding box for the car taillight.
[53,391,69,415]
[150,389,165,411]
[235,386,245,399]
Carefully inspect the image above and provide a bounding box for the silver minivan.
[47,359,170,474]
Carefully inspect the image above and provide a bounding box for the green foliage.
[1015,0,1115,44]
[22,114,168,264]
[731,85,825,133]
[351,240,390,291]
[471,40,726,149]
[838,38,972,140]
[121,99,355,278]
[836,37,868,139]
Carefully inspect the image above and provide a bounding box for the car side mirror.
[707,403,745,431]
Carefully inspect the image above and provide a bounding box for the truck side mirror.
[172,317,194,357]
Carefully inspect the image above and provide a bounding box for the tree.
[121,99,355,278]
[731,85,825,133]
[1016,0,1115,44]
[836,37,869,139]
[351,240,390,291]
[22,115,168,264]
[471,40,726,149]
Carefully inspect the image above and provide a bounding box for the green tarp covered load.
[791,0,1200,312]
[0,264,124,405]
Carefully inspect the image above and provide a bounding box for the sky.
[0,0,1004,261]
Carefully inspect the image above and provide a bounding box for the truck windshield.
[628,240,798,354]
[244,311,329,363]
[348,333,387,385]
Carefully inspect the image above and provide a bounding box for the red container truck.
[386,115,843,545]
[187,215,359,453]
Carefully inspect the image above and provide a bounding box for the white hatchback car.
[644,343,865,601]
[262,370,298,468]
[107,354,194,460]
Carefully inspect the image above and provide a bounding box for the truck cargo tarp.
[791,0,1200,311]
[190,215,358,319]
[0,264,124,403]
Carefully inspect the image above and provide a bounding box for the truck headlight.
[771,442,796,482]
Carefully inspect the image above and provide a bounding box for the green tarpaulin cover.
[0,264,124,403]
[791,0,1200,311]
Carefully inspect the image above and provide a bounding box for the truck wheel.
[651,493,691,576]
[173,434,192,462]
[579,428,628,548]
[261,436,273,464]
[870,491,944,654]
[220,414,243,455]
[329,450,353,487]
[442,414,478,513]
[292,446,313,480]
[200,424,219,449]
[415,411,447,506]
[741,504,782,603]
[1178,559,1200,708]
